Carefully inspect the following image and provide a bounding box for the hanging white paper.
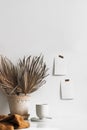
[53,55,67,76]
[60,79,74,100]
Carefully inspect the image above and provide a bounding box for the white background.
[0,0,87,129]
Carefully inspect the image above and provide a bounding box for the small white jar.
[36,104,49,119]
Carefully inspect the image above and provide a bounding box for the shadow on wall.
[0,91,9,114]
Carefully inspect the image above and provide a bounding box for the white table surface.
[16,115,87,130]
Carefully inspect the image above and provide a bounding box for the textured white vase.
[7,95,30,116]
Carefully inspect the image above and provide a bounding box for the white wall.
[0,0,87,118]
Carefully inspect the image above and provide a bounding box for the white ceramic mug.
[36,104,49,119]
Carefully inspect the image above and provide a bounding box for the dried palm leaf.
[0,55,49,95]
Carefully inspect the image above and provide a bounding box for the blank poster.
[60,79,74,100]
[53,55,67,76]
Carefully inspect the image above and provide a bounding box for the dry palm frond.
[0,55,49,95]
[17,55,49,94]
[0,56,18,94]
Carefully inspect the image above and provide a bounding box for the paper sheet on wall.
[53,55,67,76]
[60,79,74,100]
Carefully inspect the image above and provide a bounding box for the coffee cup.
[36,104,49,119]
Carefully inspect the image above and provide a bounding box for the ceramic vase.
[7,95,30,119]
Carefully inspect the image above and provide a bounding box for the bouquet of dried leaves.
[0,55,49,95]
